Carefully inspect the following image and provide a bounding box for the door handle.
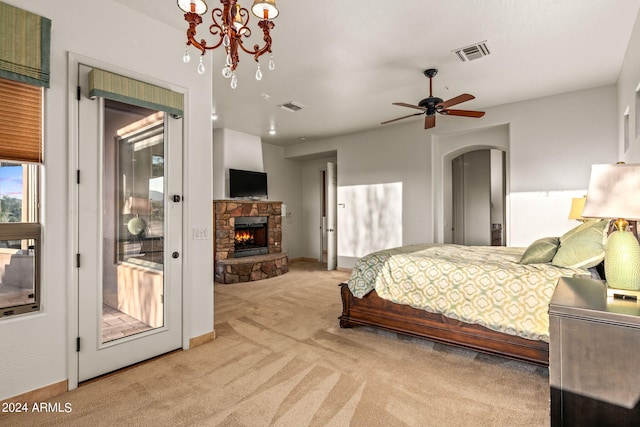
[172,195,182,203]
[172,251,180,259]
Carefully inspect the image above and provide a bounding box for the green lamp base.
[605,229,640,291]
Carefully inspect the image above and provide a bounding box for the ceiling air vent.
[278,101,305,112]
[453,41,490,62]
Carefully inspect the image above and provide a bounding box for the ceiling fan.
[381,68,485,129]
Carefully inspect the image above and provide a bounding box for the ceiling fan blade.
[437,93,475,109]
[441,109,485,118]
[381,112,423,125]
[425,115,436,129]
[392,102,428,111]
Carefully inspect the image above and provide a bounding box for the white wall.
[212,128,264,200]
[285,85,618,267]
[0,0,213,400]
[509,189,589,246]
[619,7,640,164]
[286,124,430,268]
[497,86,617,245]
[434,87,618,247]
[261,143,304,257]
[338,182,404,257]
[212,129,226,200]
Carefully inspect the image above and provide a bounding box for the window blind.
[89,68,184,118]
[0,77,42,163]
[0,2,51,88]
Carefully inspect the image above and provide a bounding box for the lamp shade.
[251,0,279,19]
[177,0,208,15]
[568,196,586,221]
[581,163,640,220]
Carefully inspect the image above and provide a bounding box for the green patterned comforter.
[347,244,589,342]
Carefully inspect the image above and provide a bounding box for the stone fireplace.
[213,200,288,283]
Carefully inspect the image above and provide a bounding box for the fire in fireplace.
[234,216,269,257]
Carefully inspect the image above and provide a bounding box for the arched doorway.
[451,149,505,245]
[431,124,509,245]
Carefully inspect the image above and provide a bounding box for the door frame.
[326,161,337,270]
[67,53,188,390]
[319,168,326,263]
[431,125,510,245]
[451,149,495,246]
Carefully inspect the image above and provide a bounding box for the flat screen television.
[229,168,268,199]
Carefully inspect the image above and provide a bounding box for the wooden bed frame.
[339,283,549,366]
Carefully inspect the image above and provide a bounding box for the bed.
[339,220,610,365]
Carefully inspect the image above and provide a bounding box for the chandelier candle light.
[177,0,279,88]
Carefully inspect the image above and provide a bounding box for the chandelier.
[177,0,279,89]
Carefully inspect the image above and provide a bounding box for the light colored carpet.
[0,260,550,426]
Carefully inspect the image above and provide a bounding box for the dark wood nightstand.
[549,276,640,426]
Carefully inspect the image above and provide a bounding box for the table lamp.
[581,163,640,294]
[568,196,587,221]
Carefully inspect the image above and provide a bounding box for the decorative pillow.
[551,220,609,269]
[560,220,595,242]
[520,237,560,264]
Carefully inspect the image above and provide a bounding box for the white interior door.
[463,150,491,245]
[452,156,465,245]
[76,64,183,382]
[451,150,491,246]
[327,162,337,270]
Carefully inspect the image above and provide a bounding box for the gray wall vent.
[453,42,490,62]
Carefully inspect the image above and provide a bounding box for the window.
[0,2,50,317]
[0,77,42,318]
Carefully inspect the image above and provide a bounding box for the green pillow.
[520,237,560,264]
[560,220,596,242]
[551,220,609,269]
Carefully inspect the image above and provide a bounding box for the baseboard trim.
[2,380,68,404]
[189,330,216,348]
[289,257,319,262]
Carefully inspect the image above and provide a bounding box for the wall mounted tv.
[229,168,268,199]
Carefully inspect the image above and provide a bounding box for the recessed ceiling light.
[269,129,276,136]
[211,113,218,120]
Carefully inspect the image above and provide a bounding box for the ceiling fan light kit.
[177,0,279,88]
[381,68,485,129]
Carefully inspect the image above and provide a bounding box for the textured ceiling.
[117,0,640,146]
